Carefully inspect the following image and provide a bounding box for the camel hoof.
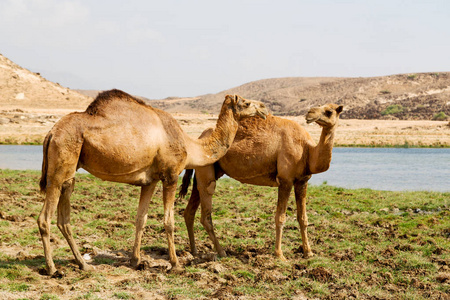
[170,265,184,274]
[81,264,94,271]
[45,267,57,276]
[130,257,140,269]
[275,252,287,261]
[218,250,227,258]
[51,269,65,279]
[303,252,314,259]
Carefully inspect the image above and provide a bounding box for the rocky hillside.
[150,73,450,120]
[0,54,91,111]
[1,54,449,120]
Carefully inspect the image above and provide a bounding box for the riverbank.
[1,109,449,147]
[0,170,449,299]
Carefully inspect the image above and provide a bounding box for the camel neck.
[185,104,238,168]
[309,125,336,174]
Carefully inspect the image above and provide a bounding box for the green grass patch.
[0,170,448,299]
[381,104,404,116]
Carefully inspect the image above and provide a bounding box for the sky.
[1,0,449,99]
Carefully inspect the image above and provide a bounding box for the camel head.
[305,103,344,127]
[224,94,269,120]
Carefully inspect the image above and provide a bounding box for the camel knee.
[206,180,216,195]
[183,204,197,222]
[61,178,74,189]
[164,218,175,234]
[37,212,51,231]
[183,210,193,223]
[198,180,216,196]
[57,222,71,235]
[200,213,213,232]
[297,215,308,228]
[275,213,287,228]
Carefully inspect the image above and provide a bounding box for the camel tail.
[178,169,194,199]
[39,133,52,194]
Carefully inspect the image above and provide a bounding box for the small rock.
[0,117,10,124]
[224,273,237,282]
[208,262,227,274]
[436,273,450,283]
[16,251,28,260]
[342,209,352,216]
[82,253,92,261]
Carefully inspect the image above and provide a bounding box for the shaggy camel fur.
[38,89,268,275]
[180,103,343,260]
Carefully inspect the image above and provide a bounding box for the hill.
[150,73,450,120]
[0,54,91,111]
[1,53,449,120]
[0,54,448,146]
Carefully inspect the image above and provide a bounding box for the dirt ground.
[1,108,449,146]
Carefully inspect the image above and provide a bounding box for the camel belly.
[219,154,279,187]
[230,174,279,187]
[79,148,158,185]
[78,123,184,184]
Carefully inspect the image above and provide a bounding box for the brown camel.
[38,89,268,275]
[180,103,343,260]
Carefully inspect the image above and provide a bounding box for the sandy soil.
[1,109,449,147]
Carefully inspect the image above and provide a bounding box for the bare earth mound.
[0,54,92,111]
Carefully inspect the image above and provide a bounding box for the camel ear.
[336,105,344,114]
[233,95,241,105]
[225,94,236,105]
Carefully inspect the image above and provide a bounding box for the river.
[0,145,449,192]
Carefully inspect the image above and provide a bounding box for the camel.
[38,89,268,275]
[180,103,343,260]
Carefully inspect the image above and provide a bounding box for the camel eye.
[325,110,332,117]
[244,102,250,108]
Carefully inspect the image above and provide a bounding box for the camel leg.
[274,179,293,261]
[183,177,201,256]
[294,179,314,258]
[196,166,226,257]
[56,178,92,271]
[162,180,182,271]
[131,181,158,268]
[37,184,62,275]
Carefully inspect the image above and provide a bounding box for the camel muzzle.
[305,115,319,124]
[257,108,269,120]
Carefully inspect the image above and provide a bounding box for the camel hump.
[85,89,148,115]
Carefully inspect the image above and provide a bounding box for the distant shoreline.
[0,111,449,148]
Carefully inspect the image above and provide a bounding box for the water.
[0,145,43,170]
[309,148,449,192]
[1,145,449,192]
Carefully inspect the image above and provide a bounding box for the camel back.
[85,89,148,116]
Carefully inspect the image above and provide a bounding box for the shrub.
[381,105,404,116]
[380,90,391,95]
[432,111,448,121]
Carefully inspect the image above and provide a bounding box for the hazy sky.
[1,0,449,99]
